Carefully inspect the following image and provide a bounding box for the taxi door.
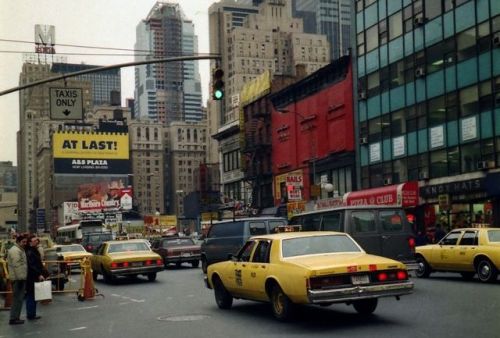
[245,240,272,301]
[434,231,462,269]
[455,230,478,270]
[226,240,257,299]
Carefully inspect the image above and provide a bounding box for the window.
[389,11,403,40]
[389,61,405,88]
[367,71,380,96]
[352,211,376,233]
[380,210,404,231]
[448,147,460,176]
[477,21,491,53]
[428,96,446,126]
[369,117,382,142]
[209,221,244,238]
[252,240,271,263]
[446,92,458,120]
[424,0,442,20]
[238,240,256,262]
[393,159,408,183]
[430,150,448,178]
[403,5,414,33]
[479,80,493,112]
[357,32,365,55]
[461,142,481,173]
[249,222,266,235]
[391,109,406,136]
[322,213,342,231]
[379,19,388,45]
[460,85,479,116]
[457,28,476,61]
[366,25,378,52]
[302,215,321,231]
[441,231,461,245]
[459,231,478,246]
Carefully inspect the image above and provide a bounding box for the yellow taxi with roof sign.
[204,230,413,320]
[415,227,500,282]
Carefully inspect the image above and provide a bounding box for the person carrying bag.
[26,235,47,320]
[34,281,52,301]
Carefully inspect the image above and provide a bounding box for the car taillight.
[122,262,129,268]
[156,259,163,265]
[309,276,346,289]
[86,245,93,252]
[377,272,388,282]
[145,260,152,266]
[111,262,118,268]
[397,270,408,280]
[408,237,416,251]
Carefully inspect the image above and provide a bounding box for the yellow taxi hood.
[284,253,405,274]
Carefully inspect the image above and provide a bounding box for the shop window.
[367,71,380,96]
[366,25,379,52]
[389,11,403,41]
[459,85,479,116]
[428,96,446,126]
[389,60,405,88]
[369,117,382,142]
[393,159,408,183]
[457,28,476,62]
[430,150,448,178]
[448,147,460,176]
[461,142,481,173]
[379,19,388,45]
[424,0,442,20]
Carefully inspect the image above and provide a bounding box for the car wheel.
[415,256,431,278]
[102,267,114,284]
[191,260,200,268]
[270,284,294,321]
[176,262,182,268]
[147,273,157,282]
[460,272,475,280]
[213,277,233,309]
[476,258,498,283]
[353,298,378,315]
[201,257,208,274]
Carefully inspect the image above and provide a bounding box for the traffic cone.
[83,267,95,299]
[2,279,12,310]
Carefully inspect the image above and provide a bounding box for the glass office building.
[354,0,500,230]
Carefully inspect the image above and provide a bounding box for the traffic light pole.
[0,54,221,97]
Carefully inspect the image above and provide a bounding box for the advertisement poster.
[77,180,132,211]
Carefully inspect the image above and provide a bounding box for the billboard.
[77,180,133,212]
[53,131,130,174]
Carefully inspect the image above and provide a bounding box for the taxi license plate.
[351,275,369,285]
[131,262,142,267]
[181,253,191,257]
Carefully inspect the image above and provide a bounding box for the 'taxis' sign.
[50,87,83,120]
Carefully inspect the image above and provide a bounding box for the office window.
[391,109,406,135]
[448,147,460,176]
[370,164,384,187]
[428,96,446,126]
[446,92,459,120]
[366,25,379,52]
[479,80,493,112]
[425,0,442,20]
[367,71,380,96]
[357,32,365,55]
[369,117,382,142]
[427,42,445,74]
[393,159,408,183]
[460,85,479,116]
[389,60,405,88]
[382,114,391,138]
[477,21,491,53]
[403,5,414,33]
[430,150,448,178]
[380,66,390,92]
[457,28,476,61]
[389,11,403,40]
[379,19,388,45]
[461,142,481,173]
[481,139,495,162]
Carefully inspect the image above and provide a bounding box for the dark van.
[81,231,114,253]
[200,217,287,273]
[289,206,416,266]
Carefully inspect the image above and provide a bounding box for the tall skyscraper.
[293,0,352,61]
[134,1,203,124]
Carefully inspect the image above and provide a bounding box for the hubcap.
[274,293,283,314]
[480,263,490,277]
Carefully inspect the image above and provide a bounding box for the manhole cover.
[157,314,210,322]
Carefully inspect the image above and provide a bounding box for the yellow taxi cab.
[205,228,413,320]
[46,244,93,269]
[91,239,163,283]
[415,228,500,283]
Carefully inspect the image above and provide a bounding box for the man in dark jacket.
[25,235,46,320]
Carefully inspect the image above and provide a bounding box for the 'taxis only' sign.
[50,87,83,120]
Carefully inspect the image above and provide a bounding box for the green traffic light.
[214,90,224,100]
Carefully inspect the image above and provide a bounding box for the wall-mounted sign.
[393,136,405,157]
[369,142,381,163]
[461,116,477,142]
[430,125,445,149]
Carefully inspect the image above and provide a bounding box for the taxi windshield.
[282,235,361,258]
[488,230,500,242]
[108,242,150,253]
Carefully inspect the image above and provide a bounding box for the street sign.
[49,87,83,120]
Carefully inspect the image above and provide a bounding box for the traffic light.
[212,68,224,100]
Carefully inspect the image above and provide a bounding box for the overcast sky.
[0,0,218,165]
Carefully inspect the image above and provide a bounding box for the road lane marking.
[69,327,87,331]
[130,298,145,303]
[119,302,132,305]
[111,294,121,297]
[75,305,99,310]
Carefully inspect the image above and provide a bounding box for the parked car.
[200,217,288,273]
[81,231,114,253]
[415,228,500,282]
[91,240,163,283]
[205,230,414,320]
[289,206,416,267]
[152,236,201,268]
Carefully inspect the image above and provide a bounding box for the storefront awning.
[344,181,419,208]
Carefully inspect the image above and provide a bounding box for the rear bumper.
[109,265,163,276]
[307,281,414,304]
[164,254,201,264]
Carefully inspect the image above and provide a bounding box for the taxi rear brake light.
[396,270,408,280]
[111,262,119,268]
[145,260,153,266]
[156,259,163,265]
[408,237,416,251]
[122,262,129,268]
[377,272,388,282]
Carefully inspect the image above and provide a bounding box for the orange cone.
[83,267,95,299]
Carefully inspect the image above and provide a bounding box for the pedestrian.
[6,233,29,325]
[434,224,447,243]
[26,235,46,320]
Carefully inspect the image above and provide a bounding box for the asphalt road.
[1,266,499,338]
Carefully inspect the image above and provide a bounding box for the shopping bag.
[34,280,52,301]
